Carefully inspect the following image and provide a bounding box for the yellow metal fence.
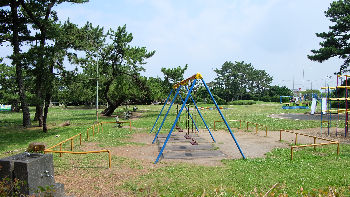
[44,121,133,168]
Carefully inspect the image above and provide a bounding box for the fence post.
[108,151,112,168]
[280,130,282,141]
[60,144,62,157]
[80,133,82,145]
[313,137,316,150]
[337,143,340,156]
[255,124,258,134]
[87,128,89,140]
[295,133,298,145]
[265,126,268,136]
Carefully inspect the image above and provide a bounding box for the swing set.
[150,73,245,164]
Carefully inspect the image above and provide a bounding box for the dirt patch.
[130,112,143,120]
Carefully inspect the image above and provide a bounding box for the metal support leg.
[150,89,173,133]
[154,80,197,164]
[152,87,180,144]
[202,79,246,159]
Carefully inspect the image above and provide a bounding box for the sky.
[0,0,344,90]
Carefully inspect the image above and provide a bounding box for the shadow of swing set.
[150,73,246,164]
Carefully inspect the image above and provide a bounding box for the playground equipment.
[280,95,310,109]
[175,103,199,132]
[321,74,350,137]
[280,96,292,104]
[150,73,245,164]
[279,129,339,160]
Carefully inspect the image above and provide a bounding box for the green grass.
[123,145,349,196]
[1,103,350,196]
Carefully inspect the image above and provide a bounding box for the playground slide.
[321,98,327,115]
[310,98,317,115]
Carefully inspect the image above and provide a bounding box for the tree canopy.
[80,25,155,116]
[161,64,188,91]
[308,0,350,73]
[212,61,273,102]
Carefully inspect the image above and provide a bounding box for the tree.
[145,77,168,102]
[18,0,92,132]
[83,25,154,116]
[161,64,188,91]
[213,61,273,102]
[250,69,273,100]
[0,0,32,126]
[53,71,95,106]
[268,85,292,97]
[308,0,350,73]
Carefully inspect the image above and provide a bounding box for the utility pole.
[311,81,312,90]
[96,60,99,121]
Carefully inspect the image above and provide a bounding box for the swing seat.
[190,138,198,145]
[184,133,191,139]
[176,126,183,132]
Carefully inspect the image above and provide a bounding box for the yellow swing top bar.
[321,87,336,90]
[173,73,203,89]
[337,75,350,77]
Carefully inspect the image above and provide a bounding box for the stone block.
[0,152,65,196]
[0,159,12,181]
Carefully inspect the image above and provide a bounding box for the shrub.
[228,100,256,105]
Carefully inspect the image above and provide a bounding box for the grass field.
[1,102,350,196]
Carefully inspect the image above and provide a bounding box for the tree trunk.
[42,96,50,133]
[100,80,125,116]
[33,31,46,127]
[102,104,117,116]
[42,64,54,132]
[11,100,20,112]
[35,105,43,127]
[10,0,31,127]
[100,79,114,116]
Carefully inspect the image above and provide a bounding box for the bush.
[205,95,227,105]
[228,100,256,105]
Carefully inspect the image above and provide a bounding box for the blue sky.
[1,0,343,90]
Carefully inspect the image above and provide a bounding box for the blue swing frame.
[150,73,246,164]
